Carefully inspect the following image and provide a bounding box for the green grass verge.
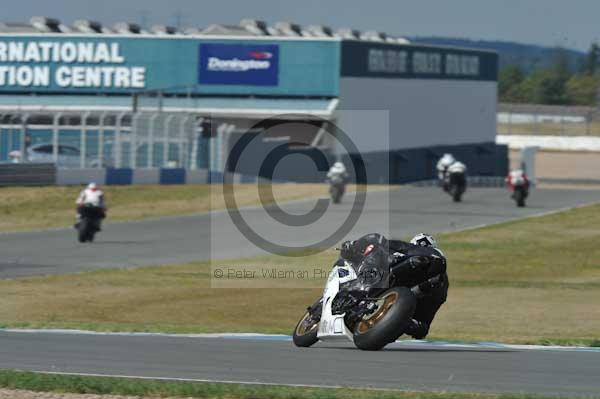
[0,183,338,232]
[0,370,591,399]
[1,203,599,345]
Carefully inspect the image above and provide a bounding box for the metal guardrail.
[411,176,505,188]
[0,163,56,186]
[498,103,600,136]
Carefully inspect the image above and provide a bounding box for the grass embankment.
[1,203,600,345]
[0,370,591,399]
[0,183,340,232]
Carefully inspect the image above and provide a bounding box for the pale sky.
[3,0,597,50]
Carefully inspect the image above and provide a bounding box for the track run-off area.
[2,186,600,278]
[1,186,600,396]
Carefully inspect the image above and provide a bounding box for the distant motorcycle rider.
[436,153,456,182]
[327,161,349,203]
[327,161,348,183]
[339,232,448,340]
[505,169,529,190]
[75,182,106,229]
[437,154,467,192]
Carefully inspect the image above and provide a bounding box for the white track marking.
[2,329,599,352]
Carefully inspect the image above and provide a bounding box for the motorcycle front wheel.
[352,287,416,351]
[451,185,463,202]
[78,218,90,243]
[514,189,526,207]
[293,310,319,347]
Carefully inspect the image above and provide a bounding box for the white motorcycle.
[328,175,346,204]
[293,246,417,351]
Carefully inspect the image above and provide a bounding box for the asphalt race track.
[0,331,599,396]
[2,186,600,278]
[2,186,600,396]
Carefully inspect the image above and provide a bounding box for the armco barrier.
[56,168,106,185]
[0,164,260,186]
[105,168,133,185]
[411,176,505,188]
[160,168,186,184]
[0,163,56,186]
[186,169,209,184]
[132,169,160,185]
[0,165,507,187]
[208,171,224,184]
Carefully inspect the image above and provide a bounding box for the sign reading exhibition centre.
[0,41,146,89]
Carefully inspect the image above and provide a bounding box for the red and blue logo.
[248,51,273,60]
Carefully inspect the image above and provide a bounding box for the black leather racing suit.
[340,233,449,339]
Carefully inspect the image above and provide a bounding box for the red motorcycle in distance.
[506,170,530,207]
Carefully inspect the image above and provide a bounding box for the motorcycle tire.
[352,287,416,351]
[293,310,319,347]
[451,186,462,202]
[515,189,526,207]
[330,187,342,204]
[78,218,89,243]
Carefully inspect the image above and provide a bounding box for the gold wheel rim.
[356,291,398,334]
[295,311,318,336]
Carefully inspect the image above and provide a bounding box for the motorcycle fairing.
[317,261,356,341]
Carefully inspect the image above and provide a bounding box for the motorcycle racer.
[505,169,529,191]
[436,153,456,181]
[339,233,448,340]
[75,182,106,229]
[327,161,348,182]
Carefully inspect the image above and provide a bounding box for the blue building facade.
[0,33,506,184]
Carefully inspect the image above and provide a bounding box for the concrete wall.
[51,168,262,186]
[338,77,497,151]
[57,168,106,185]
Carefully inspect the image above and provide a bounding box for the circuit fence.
[0,110,217,169]
[497,103,600,136]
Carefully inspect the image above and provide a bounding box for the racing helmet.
[410,233,437,248]
[87,182,98,190]
[439,153,456,168]
[331,161,346,172]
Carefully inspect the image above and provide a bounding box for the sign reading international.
[198,43,279,86]
[0,41,146,89]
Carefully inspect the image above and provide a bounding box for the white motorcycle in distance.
[327,162,348,204]
[443,162,467,202]
[328,175,346,204]
[293,246,417,351]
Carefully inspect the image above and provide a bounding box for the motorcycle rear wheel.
[352,287,416,351]
[78,219,89,243]
[514,189,526,207]
[293,310,319,347]
[451,186,463,202]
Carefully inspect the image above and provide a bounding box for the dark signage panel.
[341,41,498,81]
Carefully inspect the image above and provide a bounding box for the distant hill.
[409,37,585,73]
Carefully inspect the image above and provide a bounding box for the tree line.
[499,43,600,106]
